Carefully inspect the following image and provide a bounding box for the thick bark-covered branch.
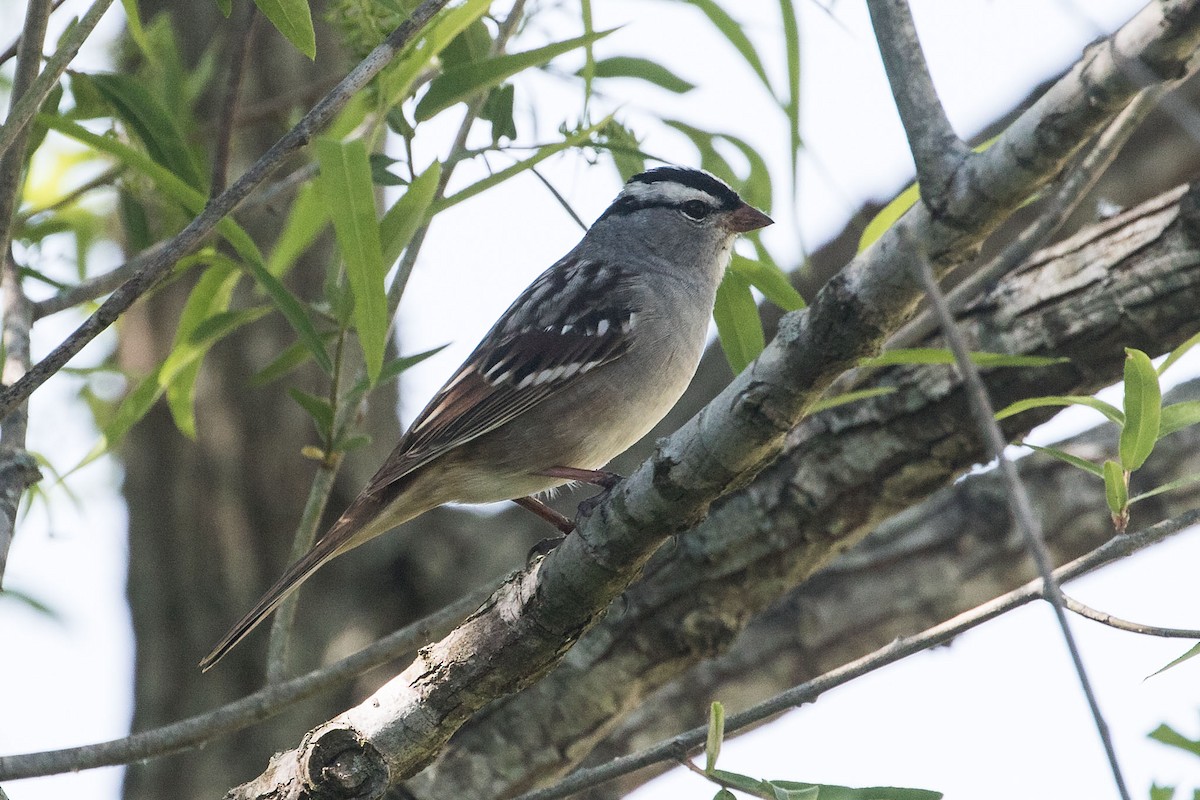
[226,3,1200,795]
[413,185,1200,797]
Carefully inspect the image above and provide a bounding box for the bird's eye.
[680,200,710,221]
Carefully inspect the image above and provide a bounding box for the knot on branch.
[0,447,41,494]
[300,723,388,799]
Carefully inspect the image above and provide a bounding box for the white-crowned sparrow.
[200,166,772,670]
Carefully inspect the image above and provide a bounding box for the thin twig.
[0,0,455,422]
[31,240,167,320]
[1063,594,1200,639]
[0,578,500,780]
[866,0,970,205]
[209,5,259,197]
[911,241,1131,799]
[0,0,66,67]
[888,85,1166,350]
[0,0,54,584]
[513,509,1200,800]
[0,0,117,161]
[530,166,588,233]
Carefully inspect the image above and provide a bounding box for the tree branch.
[0,0,117,161]
[1063,594,1200,638]
[513,508,1200,800]
[866,0,970,208]
[911,232,1130,798]
[0,0,53,583]
[0,0,455,422]
[225,5,1200,796]
[0,580,497,780]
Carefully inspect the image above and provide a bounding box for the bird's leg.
[537,465,623,488]
[537,465,623,518]
[513,496,571,562]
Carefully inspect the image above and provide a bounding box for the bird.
[199,165,773,670]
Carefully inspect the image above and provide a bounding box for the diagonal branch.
[0,0,54,584]
[866,0,970,208]
[0,0,455,422]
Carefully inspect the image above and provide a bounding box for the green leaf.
[714,791,738,800]
[770,782,942,800]
[288,387,334,441]
[1159,400,1200,440]
[1148,723,1200,757]
[378,0,492,105]
[995,395,1124,426]
[809,386,896,414]
[778,0,801,187]
[730,255,804,312]
[414,29,617,121]
[1149,784,1175,800]
[1148,641,1200,678]
[714,269,764,374]
[768,782,819,800]
[710,770,772,795]
[859,183,920,253]
[380,160,443,267]
[705,701,725,773]
[1158,330,1200,375]
[120,0,157,66]
[216,0,232,16]
[862,348,1067,369]
[1120,348,1161,470]
[254,0,316,59]
[266,181,330,276]
[42,114,331,374]
[1103,459,1127,516]
[1022,443,1103,478]
[678,0,772,91]
[87,72,205,188]
[479,83,517,142]
[1129,470,1200,505]
[0,587,60,620]
[585,56,695,93]
[316,137,388,384]
[250,334,338,386]
[350,345,448,394]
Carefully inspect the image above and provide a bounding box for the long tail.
[199,492,392,671]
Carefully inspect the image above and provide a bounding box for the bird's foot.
[537,466,623,489]
[527,534,567,563]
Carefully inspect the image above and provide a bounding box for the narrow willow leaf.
[316,137,387,384]
[350,345,449,394]
[1147,641,1200,679]
[809,386,895,414]
[778,0,801,187]
[1148,723,1200,757]
[267,182,330,276]
[859,182,920,253]
[250,333,339,387]
[379,0,493,105]
[1120,348,1161,470]
[722,133,773,214]
[254,0,316,59]
[995,395,1124,426]
[1158,330,1200,375]
[87,73,205,188]
[1022,443,1103,478]
[585,56,695,93]
[862,348,1066,369]
[1158,400,1200,440]
[42,115,331,373]
[1129,470,1200,505]
[714,269,764,374]
[730,255,804,312]
[415,29,617,121]
[710,770,773,795]
[288,388,334,440]
[705,702,725,773]
[770,783,942,800]
[120,0,156,65]
[678,0,772,91]
[767,782,819,800]
[380,161,443,267]
[1103,459,1127,516]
